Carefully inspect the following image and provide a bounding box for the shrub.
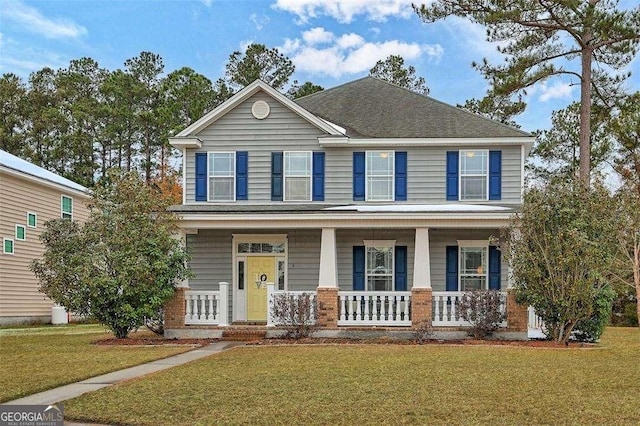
[573,285,616,342]
[270,292,318,339]
[457,290,506,339]
[414,319,434,344]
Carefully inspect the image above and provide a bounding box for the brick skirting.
[316,287,339,328]
[411,288,432,327]
[164,287,186,328]
[506,289,528,332]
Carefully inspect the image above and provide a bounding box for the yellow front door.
[246,256,275,321]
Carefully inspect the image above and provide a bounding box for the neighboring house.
[164,77,534,339]
[0,150,89,325]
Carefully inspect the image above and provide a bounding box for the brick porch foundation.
[164,287,186,328]
[506,289,527,332]
[411,288,432,327]
[316,287,338,328]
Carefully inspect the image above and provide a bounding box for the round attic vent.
[251,100,270,119]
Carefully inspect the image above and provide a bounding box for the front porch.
[164,285,529,340]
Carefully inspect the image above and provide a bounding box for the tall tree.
[415,0,640,185]
[529,102,613,183]
[0,73,27,155]
[369,55,429,95]
[458,90,525,128]
[125,52,165,182]
[224,43,294,92]
[286,80,324,99]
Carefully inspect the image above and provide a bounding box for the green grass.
[0,324,194,403]
[64,327,640,425]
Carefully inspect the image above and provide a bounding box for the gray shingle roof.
[294,77,531,139]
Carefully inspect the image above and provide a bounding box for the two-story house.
[0,149,90,325]
[164,77,534,339]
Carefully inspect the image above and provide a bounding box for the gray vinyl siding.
[428,229,508,291]
[287,230,321,291]
[185,92,326,203]
[183,90,523,205]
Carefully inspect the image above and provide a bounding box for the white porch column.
[266,283,275,327]
[318,228,338,288]
[218,282,229,326]
[412,227,432,288]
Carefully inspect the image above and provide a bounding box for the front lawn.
[65,327,640,425]
[0,324,194,402]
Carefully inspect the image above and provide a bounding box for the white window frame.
[15,224,26,241]
[26,212,37,228]
[283,151,312,202]
[207,152,236,202]
[366,151,394,202]
[459,150,489,201]
[363,240,395,291]
[457,240,489,291]
[61,195,73,220]
[3,238,14,255]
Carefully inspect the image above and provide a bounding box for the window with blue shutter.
[446,151,459,201]
[395,152,407,201]
[394,246,407,291]
[195,152,207,201]
[489,150,502,200]
[271,152,283,201]
[353,152,365,201]
[446,246,458,291]
[236,151,248,200]
[353,246,365,291]
[312,152,325,201]
[489,246,501,290]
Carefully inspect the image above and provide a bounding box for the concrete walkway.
[4,341,241,406]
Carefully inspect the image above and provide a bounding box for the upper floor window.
[3,238,14,255]
[366,151,394,201]
[27,212,37,228]
[208,152,235,201]
[61,196,73,220]
[460,150,488,201]
[284,152,311,201]
[366,242,394,291]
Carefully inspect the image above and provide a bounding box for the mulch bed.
[95,336,219,347]
[247,337,594,348]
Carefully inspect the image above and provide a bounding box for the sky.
[1,0,639,134]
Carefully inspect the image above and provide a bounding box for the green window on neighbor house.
[62,196,73,220]
[3,238,14,255]
[15,225,26,241]
[27,212,37,228]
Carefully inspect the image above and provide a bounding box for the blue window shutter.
[489,150,502,200]
[195,152,207,201]
[446,246,458,291]
[446,151,459,201]
[395,151,407,201]
[489,246,501,290]
[395,246,407,291]
[271,152,283,201]
[353,152,365,201]
[312,152,325,201]
[236,151,248,200]
[353,246,365,291]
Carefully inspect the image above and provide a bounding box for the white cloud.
[0,35,67,76]
[1,0,87,39]
[444,16,505,61]
[250,13,270,30]
[301,27,334,45]
[273,0,414,24]
[200,0,213,7]
[536,81,574,102]
[280,29,442,78]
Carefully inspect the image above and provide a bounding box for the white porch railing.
[528,306,544,330]
[267,285,317,327]
[431,291,507,327]
[338,291,411,326]
[184,282,229,326]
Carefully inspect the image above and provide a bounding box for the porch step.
[222,329,267,341]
